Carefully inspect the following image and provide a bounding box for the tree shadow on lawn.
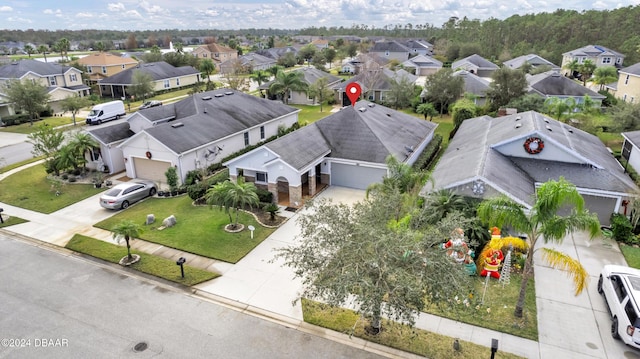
[94,196,278,263]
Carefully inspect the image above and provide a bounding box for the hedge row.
[412,134,443,171]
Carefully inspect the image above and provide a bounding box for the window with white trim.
[87,66,93,73]
[176,78,180,86]
[255,172,267,183]
[164,79,170,88]
[260,126,265,140]
[602,57,611,64]
[49,76,57,86]
[244,132,249,146]
[101,66,107,74]
[70,74,77,82]
[625,75,630,85]
[122,64,126,69]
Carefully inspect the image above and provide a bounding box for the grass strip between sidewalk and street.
[302,299,525,359]
[66,234,218,286]
[0,216,28,228]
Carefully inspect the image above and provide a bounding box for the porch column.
[289,185,302,207]
[268,182,278,204]
[309,172,316,196]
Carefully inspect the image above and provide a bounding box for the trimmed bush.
[256,188,273,203]
[412,134,442,171]
[611,213,635,244]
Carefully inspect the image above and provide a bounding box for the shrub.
[611,213,635,244]
[412,134,442,171]
[184,170,203,186]
[61,173,69,180]
[256,188,273,203]
[263,203,280,221]
[68,176,77,183]
[165,166,179,191]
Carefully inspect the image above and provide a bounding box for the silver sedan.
[99,180,157,210]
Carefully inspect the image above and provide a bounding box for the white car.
[598,264,640,348]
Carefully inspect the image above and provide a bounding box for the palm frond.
[540,247,588,295]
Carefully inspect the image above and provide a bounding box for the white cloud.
[0,6,13,12]
[123,10,143,19]
[139,0,165,14]
[108,3,126,12]
[7,16,32,23]
[76,12,93,18]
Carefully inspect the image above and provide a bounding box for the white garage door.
[132,157,171,183]
[331,163,387,190]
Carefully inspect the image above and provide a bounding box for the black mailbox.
[176,257,186,278]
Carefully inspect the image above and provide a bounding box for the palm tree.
[543,97,576,122]
[477,177,600,318]
[23,44,34,58]
[68,131,98,173]
[563,59,580,79]
[57,38,70,61]
[419,189,470,225]
[416,103,438,121]
[268,70,308,105]
[250,70,271,87]
[37,45,49,63]
[112,220,143,260]
[199,59,215,84]
[592,66,618,91]
[206,178,259,229]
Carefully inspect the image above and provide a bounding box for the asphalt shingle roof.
[88,122,134,145]
[140,89,298,154]
[265,101,437,170]
[99,61,199,85]
[620,63,640,76]
[527,71,605,98]
[0,59,77,79]
[452,54,499,70]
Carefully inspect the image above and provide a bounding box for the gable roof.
[335,68,417,92]
[230,53,276,68]
[401,54,442,68]
[98,61,199,85]
[77,52,138,66]
[370,41,410,53]
[264,101,437,170]
[0,59,80,79]
[452,54,499,71]
[563,45,624,58]
[619,63,640,77]
[503,54,559,70]
[130,89,299,154]
[87,122,135,145]
[199,43,236,54]
[452,70,490,96]
[428,111,636,205]
[258,67,342,90]
[256,46,299,60]
[526,71,605,98]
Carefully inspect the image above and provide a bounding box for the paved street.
[0,232,387,359]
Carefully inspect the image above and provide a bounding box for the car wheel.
[97,120,102,125]
[149,188,157,196]
[612,317,620,339]
[121,201,129,209]
[597,275,603,294]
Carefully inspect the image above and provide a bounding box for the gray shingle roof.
[259,67,342,90]
[620,63,640,76]
[527,71,605,98]
[503,54,559,70]
[401,54,442,68]
[452,54,499,70]
[370,41,410,53]
[563,45,624,58]
[428,111,637,205]
[452,70,490,96]
[139,89,299,154]
[0,59,78,79]
[265,101,437,170]
[334,68,417,92]
[623,130,640,148]
[99,61,199,85]
[87,122,135,145]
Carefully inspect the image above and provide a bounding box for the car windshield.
[88,109,99,116]
[105,188,123,197]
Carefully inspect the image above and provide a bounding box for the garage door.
[582,194,617,226]
[331,163,387,190]
[132,157,171,183]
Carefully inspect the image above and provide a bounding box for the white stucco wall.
[628,144,640,175]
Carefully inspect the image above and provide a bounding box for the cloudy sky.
[1,0,639,31]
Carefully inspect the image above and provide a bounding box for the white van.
[86,100,126,125]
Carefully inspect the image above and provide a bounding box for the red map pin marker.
[346,83,361,107]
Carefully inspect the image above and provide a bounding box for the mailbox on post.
[176,257,186,278]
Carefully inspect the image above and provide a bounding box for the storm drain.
[133,342,148,352]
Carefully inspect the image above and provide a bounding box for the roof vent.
[515,116,521,121]
[546,125,552,131]
[171,122,184,128]
[358,107,367,112]
[202,96,212,100]
[214,93,224,98]
[225,91,234,95]
[515,123,522,129]
[367,103,375,107]
[544,119,550,123]
[568,129,574,133]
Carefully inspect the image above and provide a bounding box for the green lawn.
[0,156,44,174]
[0,116,77,134]
[290,104,334,125]
[66,234,218,286]
[620,244,640,268]
[0,164,103,213]
[0,216,28,228]
[597,132,624,153]
[424,273,538,340]
[94,196,276,263]
[302,299,525,359]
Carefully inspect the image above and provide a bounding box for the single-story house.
[503,54,560,71]
[526,70,605,106]
[424,111,638,225]
[260,67,342,105]
[402,40,433,57]
[98,61,201,99]
[452,54,499,78]
[86,89,300,184]
[219,53,276,74]
[334,68,417,106]
[401,55,442,76]
[225,101,437,207]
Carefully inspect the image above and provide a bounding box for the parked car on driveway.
[100,180,157,210]
[140,100,163,109]
[599,264,640,349]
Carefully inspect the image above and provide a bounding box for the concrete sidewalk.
[0,170,635,358]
